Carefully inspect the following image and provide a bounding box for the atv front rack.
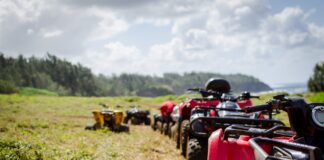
[249,137,323,160]
[222,125,292,140]
[189,117,284,138]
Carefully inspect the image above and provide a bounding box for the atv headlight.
[190,119,212,137]
[312,106,324,128]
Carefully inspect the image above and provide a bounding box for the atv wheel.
[156,121,163,133]
[180,120,189,157]
[163,123,168,135]
[113,125,129,132]
[167,123,172,138]
[123,117,129,124]
[131,117,141,125]
[144,118,151,125]
[171,123,180,148]
[187,138,207,160]
[151,117,157,131]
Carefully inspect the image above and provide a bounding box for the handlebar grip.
[244,104,270,113]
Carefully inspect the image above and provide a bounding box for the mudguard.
[179,99,220,120]
[208,129,254,160]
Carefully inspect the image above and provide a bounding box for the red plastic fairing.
[208,129,256,160]
[237,99,253,109]
[208,129,293,160]
[179,99,220,116]
[209,110,216,117]
[160,101,176,118]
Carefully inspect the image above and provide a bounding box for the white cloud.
[87,8,129,41]
[1,0,324,85]
[43,29,63,38]
[77,42,142,74]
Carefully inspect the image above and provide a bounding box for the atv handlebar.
[243,104,271,113]
[223,125,291,140]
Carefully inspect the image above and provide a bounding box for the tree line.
[308,62,324,92]
[0,53,273,96]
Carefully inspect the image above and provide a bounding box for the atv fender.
[208,129,255,160]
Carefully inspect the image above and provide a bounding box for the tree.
[308,62,324,92]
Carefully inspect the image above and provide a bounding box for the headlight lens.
[191,119,205,133]
[312,106,324,128]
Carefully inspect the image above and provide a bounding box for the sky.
[1,0,324,86]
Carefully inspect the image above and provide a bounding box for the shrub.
[19,87,58,96]
[0,80,18,94]
[308,62,324,92]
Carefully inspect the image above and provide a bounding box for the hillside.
[0,53,271,97]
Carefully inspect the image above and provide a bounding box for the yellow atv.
[85,106,129,132]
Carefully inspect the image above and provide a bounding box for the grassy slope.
[0,92,323,159]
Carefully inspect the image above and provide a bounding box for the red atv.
[182,91,263,159]
[173,79,230,152]
[152,101,176,134]
[208,95,324,160]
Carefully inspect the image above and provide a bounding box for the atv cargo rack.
[189,116,284,138]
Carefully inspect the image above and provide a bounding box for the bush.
[308,62,324,92]
[0,80,18,94]
[19,87,58,96]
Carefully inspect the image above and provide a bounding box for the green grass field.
[0,92,323,159]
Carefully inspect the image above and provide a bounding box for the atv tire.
[163,123,168,135]
[156,121,163,133]
[131,117,141,125]
[113,125,129,132]
[144,118,151,125]
[180,120,189,157]
[151,117,157,131]
[171,123,180,148]
[123,117,130,124]
[187,138,207,160]
[167,123,172,138]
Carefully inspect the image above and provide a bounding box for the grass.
[304,92,324,103]
[0,92,323,159]
[0,95,183,160]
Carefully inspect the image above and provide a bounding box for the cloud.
[87,8,129,41]
[43,30,63,38]
[0,0,324,85]
[77,42,142,74]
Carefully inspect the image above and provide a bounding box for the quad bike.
[182,90,263,159]
[85,104,129,132]
[152,101,176,135]
[124,106,151,125]
[208,94,324,160]
[173,78,230,151]
[152,112,174,134]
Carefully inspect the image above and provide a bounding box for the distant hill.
[100,72,272,97]
[0,53,271,97]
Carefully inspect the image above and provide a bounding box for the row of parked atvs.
[151,78,324,160]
